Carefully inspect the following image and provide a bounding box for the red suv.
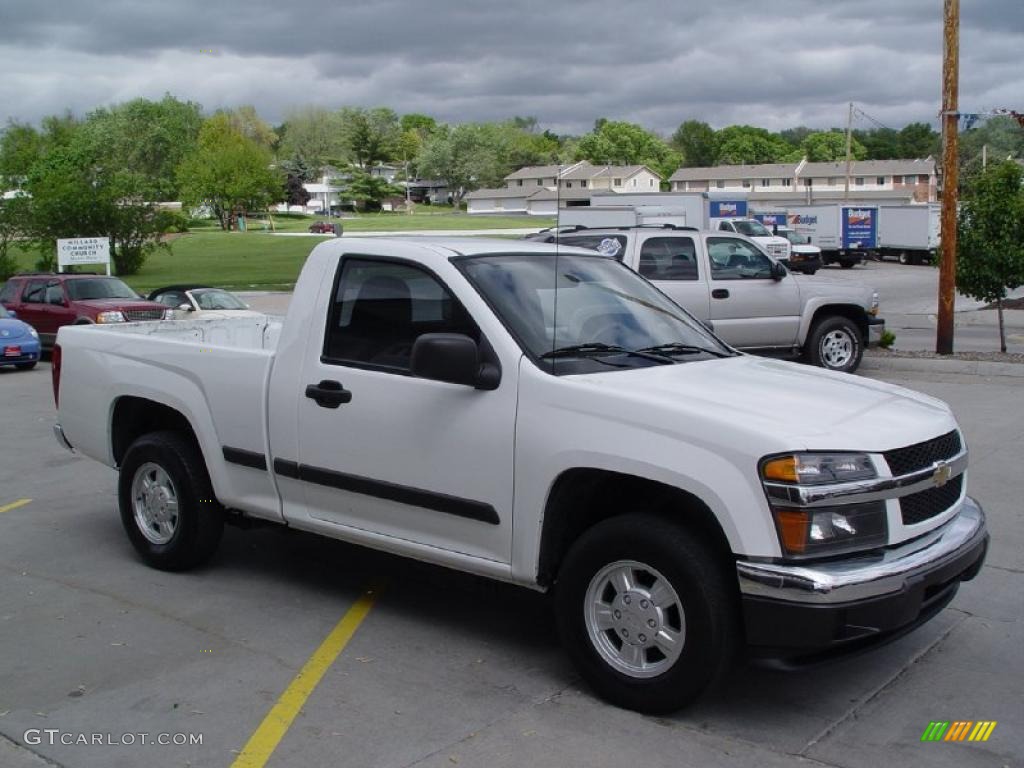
[0,273,170,349]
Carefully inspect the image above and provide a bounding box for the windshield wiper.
[540,343,673,364]
[637,342,734,358]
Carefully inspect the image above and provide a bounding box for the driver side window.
[324,259,480,372]
[707,237,773,281]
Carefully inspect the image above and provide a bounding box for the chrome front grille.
[124,309,165,322]
[884,431,962,476]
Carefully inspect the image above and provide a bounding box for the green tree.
[575,120,679,180]
[85,95,203,200]
[956,161,1024,352]
[21,132,175,274]
[0,122,44,187]
[400,113,438,137]
[278,107,345,179]
[801,130,867,162]
[853,127,901,160]
[417,124,500,207]
[715,125,797,165]
[345,170,402,210]
[338,107,401,170]
[0,195,30,279]
[220,105,278,150]
[177,114,283,231]
[960,115,1024,178]
[670,120,717,167]
[898,122,940,158]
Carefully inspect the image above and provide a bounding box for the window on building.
[716,180,726,189]
[613,178,622,186]
[536,179,543,185]
[565,181,572,188]
[827,177,836,185]
[761,178,770,187]
[804,178,813,187]
[580,180,587,188]
[918,174,929,183]
[742,179,751,188]
[516,179,523,187]
[894,175,903,184]
[877,176,886,185]
[855,177,864,186]
[632,179,637,187]
[650,179,655,187]
[782,178,792,187]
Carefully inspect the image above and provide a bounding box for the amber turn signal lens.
[763,456,798,483]
[774,509,809,554]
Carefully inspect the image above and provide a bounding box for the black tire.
[804,315,863,373]
[118,430,224,571]
[803,268,819,276]
[15,362,37,370]
[839,259,856,269]
[898,251,910,265]
[554,515,739,714]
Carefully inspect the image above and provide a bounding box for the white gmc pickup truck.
[52,237,988,713]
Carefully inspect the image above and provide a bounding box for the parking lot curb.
[860,354,1024,378]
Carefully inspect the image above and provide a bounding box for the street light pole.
[936,0,959,355]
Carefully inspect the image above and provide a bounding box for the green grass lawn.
[2,209,554,293]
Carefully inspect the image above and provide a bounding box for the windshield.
[459,253,733,374]
[190,288,248,310]
[0,305,9,319]
[732,220,771,237]
[780,230,805,245]
[66,278,139,300]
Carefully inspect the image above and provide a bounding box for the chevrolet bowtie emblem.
[933,461,952,488]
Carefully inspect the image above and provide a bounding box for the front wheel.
[118,431,224,571]
[805,316,863,372]
[554,515,738,714]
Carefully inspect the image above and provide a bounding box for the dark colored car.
[308,221,341,235]
[0,274,169,348]
[0,303,41,370]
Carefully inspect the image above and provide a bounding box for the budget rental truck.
[784,204,879,268]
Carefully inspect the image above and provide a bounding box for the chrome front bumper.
[736,497,987,605]
[53,423,74,453]
[867,316,886,347]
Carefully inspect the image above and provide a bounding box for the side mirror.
[177,303,194,312]
[770,262,787,280]
[411,333,500,390]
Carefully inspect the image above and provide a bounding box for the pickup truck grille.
[900,475,963,525]
[124,309,165,322]
[766,243,787,259]
[884,431,962,476]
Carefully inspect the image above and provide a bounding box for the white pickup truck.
[52,237,988,713]
[555,226,883,372]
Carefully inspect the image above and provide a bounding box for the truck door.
[627,233,710,324]
[704,236,801,348]
[289,255,517,564]
[17,279,63,341]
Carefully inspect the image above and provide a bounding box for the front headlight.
[96,311,126,324]
[163,309,175,320]
[28,327,39,339]
[761,452,887,558]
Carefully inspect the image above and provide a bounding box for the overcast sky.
[0,0,1020,137]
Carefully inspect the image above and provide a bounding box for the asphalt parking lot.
[1,357,1020,768]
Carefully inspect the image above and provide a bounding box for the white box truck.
[784,205,879,269]
[877,204,940,265]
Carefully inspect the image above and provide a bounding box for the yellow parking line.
[231,587,380,768]
[0,499,31,514]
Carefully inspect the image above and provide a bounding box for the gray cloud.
[0,0,1020,136]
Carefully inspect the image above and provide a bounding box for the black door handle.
[711,288,730,299]
[305,380,352,408]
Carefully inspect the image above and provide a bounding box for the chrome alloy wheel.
[131,461,180,545]
[584,560,685,678]
[819,328,855,369]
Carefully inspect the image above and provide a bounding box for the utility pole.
[843,102,854,201]
[936,0,959,355]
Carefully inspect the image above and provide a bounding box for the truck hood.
[573,355,955,452]
[794,275,876,308]
[75,299,169,310]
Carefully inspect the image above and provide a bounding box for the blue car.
[0,304,41,370]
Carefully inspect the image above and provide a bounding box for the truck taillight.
[51,343,62,409]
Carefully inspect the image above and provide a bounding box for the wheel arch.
[800,303,868,345]
[536,468,735,589]
[111,396,204,470]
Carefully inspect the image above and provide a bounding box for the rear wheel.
[898,251,910,265]
[839,259,856,269]
[555,515,738,713]
[118,430,224,571]
[805,315,863,372]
